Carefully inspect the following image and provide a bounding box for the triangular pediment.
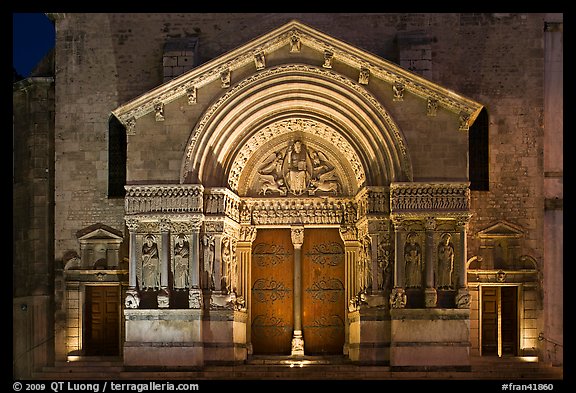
[76,223,123,241]
[477,221,524,239]
[112,20,483,130]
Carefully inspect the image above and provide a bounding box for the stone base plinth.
[124,308,247,367]
[348,307,391,365]
[390,308,470,369]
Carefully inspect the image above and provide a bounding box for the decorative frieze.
[244,197,350,226]
[125,184,204,215]
[203,187,241,222]
[390,182,470,213]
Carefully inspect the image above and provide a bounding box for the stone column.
[125,218,140,309]
[390,218,406,309]
[237,226,257,354]
[291,226,305,356]
[424,217,437,307]
[189,217,203,309]
[456,217,471,309]
[158,218,170,308]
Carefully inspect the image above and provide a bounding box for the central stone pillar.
[290,226,305,356]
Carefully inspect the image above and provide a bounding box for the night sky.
[13,13,55,78]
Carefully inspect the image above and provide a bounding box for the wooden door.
[251,229,294,355]
[501,286,518,356]
[481,287,498,356]
[85,286,120,355]
[302,228,345,355]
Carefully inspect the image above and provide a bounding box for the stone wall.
[13,77,55,377]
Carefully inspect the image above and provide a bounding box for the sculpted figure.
[404,232,422,289]
[173,234,190,290]
[437,233,455,289]
[141,234,160,290]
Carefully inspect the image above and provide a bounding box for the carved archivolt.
[181,64,413,185]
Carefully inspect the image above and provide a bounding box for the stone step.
[30,356,563,380]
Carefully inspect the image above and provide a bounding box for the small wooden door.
[251,229,294,355]
[481,287,498,355]
[302,228,345,355]
[85,286,120,355]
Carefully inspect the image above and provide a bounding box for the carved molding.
[203,187,241,222]
[125,184,204,215]
[390,182,470,213]
[181,64,412,184]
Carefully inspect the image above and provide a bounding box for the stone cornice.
[111,20,483,129]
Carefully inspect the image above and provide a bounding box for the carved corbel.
[254,51,266,70]
[289,33,301,52]
[154,102,165,121]
[323,50,334,68]
[186,86,197,105]
[221,69,231,88]
[393,82,405,101]
[126,117,136,135]
[358,66,370,85]
[459,112,470,131]
[427,98,438,116]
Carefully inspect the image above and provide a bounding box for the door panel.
[501,286,518,356]
[251,229,294,355]
[481,287,498,356]
[302,228,345,355]
[85,286,120,356]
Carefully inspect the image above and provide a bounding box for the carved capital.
[157,288,170,308]
[291,227,304,247]
[239,226,257,243]
[424,216,436,231]
[125,218,140,232]
[159,218,171,233]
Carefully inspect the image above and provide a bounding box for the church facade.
[13,13,563,378]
